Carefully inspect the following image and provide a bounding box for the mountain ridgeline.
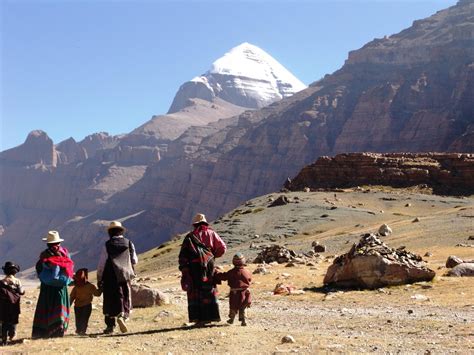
[1,1,473,269]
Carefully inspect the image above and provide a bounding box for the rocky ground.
[4,188,474,353]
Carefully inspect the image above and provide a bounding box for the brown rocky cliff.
[287,152,474,196]
[0,130,57,166]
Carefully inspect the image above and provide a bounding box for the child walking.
[70,268,102,335]
[215,253,252,326]
[0,262,25,346]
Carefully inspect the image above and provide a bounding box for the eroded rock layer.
[288,153,474,195]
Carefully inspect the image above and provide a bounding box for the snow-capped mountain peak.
[168,42,307,113]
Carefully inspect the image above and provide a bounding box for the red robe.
[215,266,252,311]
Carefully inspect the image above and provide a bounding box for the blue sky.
[1,0,457,151]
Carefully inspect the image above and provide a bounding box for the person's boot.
[8,330,16,341]
[226,316,235,325]
[117,315,128,333]
[103,326,114,334]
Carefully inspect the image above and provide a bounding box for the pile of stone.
[253,244,322,266]
[324,233,435,289]
[253,244,297,264]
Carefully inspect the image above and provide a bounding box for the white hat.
[107,221,125,232]
[192,213,208,225]
[42,230,64,244]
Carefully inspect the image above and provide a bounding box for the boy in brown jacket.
[70,268,102,335]
[215,253,252,326]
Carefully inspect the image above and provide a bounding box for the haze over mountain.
[1,1,473,270]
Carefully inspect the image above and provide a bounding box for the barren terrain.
[4,188,474,353]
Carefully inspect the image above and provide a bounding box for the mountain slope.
[0,43,307,269]
[114,0,474,245]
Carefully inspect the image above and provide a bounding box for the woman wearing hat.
[32,231,74,338]
[97,221,137,334]
[178,213,227,326]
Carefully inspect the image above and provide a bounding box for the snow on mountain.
[168,42,307,113]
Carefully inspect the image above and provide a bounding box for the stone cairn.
[253,244,321,266]
[253,245,297,264]
[324,233,435,289]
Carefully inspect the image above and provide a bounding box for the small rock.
[413,217,420,223]
[407,309,414,314]
[25,300,33,305]
[447,263,474,277]
[269,195,290,207]
[405,203,412,207]
[468,236,474,241]
[411,294,429,301]
[312,241,326,252]
[378,224,392,236]
[424,252,433,257]
[446,255,464,268]
[253,265,268,275]
[281,335,296,344]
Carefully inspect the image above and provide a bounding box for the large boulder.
[447,263,474,277]
[131,284,170,308]
[323,233,435,289]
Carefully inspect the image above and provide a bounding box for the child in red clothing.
[215,253,252,326]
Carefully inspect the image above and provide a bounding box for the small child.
[70,268,102,335]
[215,253,252,326]
[0,262,25,346]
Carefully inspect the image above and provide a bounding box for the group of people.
[178,213,252,327]
[0,213,252,345]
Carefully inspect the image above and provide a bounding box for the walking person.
[70,268,102,335]
[97,221,137,334]
[0,262,25,345]
[215,253,252,326]
[32,231,74,338]
[179,213,227,326]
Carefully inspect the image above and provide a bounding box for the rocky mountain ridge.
[287,153,474,196]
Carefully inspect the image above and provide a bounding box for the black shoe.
[227,318,235,324]
[103,326,114,334]
[241,320,247,326]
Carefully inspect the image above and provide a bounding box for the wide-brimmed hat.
[107,221,125,232]
[42,230,64,244]
[2,261,20,274]
[192,213,208,225]
[232,252,246,266]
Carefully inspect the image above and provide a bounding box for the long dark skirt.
[102,263,131,318]
[32,283,70,338]
[186,282,220,323]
